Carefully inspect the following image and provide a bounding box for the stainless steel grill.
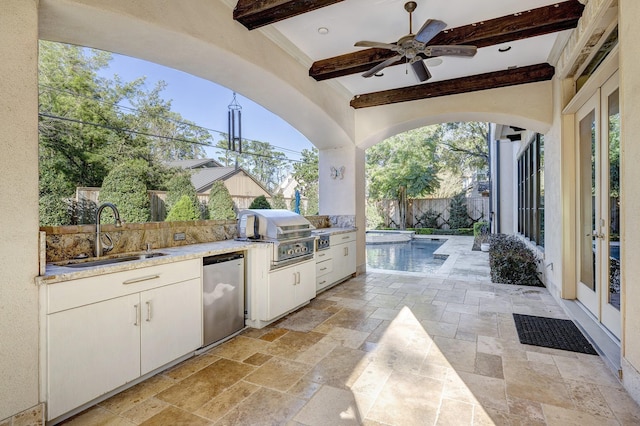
[238,209,316,269]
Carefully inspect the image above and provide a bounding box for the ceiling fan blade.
[414,19,447,44]
[362,54,404,78]
[411,59,431,82]
[426,45,477,57]
[355,40,399,51]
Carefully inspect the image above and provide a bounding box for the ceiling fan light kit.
[354,1,477,83]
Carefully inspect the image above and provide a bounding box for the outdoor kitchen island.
[36,224,356,424]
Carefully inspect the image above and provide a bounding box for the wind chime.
[227,92,242,168]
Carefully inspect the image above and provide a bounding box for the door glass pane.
[579,110,596,291]
[608,88,621,310]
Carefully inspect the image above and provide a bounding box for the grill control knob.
[287,249,294,255]
[302,247,308,252]
[295,248,301,253]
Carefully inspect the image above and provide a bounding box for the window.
[517,134,544,247]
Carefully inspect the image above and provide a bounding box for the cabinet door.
[332,240,356,282]
[47,294,140,420]
[343,241,357,277]
[267,266,297,320]
[295,259,317,305]
[140,278,202,375]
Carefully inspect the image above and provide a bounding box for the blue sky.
[98,52,314,161]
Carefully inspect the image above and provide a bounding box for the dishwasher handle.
[203,253,244,266]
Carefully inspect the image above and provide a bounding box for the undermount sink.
[55,252,167,269]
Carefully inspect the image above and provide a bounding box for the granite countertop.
[312,227,357,235]
[37,227,357,285]
[38,239,260,285]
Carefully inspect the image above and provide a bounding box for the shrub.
[166,194,200,221]
[39,194,73,226]
[448,193,471,229]
[413,228,434,235]
[366,200,385,230]
[165,172,199,218]
[489,234,543,286]
[474,221,489,237]
[416,208,441,228]
[410,228,473,236]
[208,181,236,220]
[249,195,271,209]
[100,159,150,223]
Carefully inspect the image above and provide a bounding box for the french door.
[576,71,621,338]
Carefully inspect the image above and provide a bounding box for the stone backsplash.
[41,215,332,263]
[329,215,356,228]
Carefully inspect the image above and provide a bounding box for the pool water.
[366,239,446,273]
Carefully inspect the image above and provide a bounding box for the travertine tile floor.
[63,239,640,425]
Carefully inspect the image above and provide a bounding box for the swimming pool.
[366,238,446,273]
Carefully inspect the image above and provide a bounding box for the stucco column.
[0,0,41,420]
[0,0,39,420]
[318,146,366,274]
[619,0,640,390]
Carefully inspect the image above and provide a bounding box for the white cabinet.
[140,279,201,375]
[332,239,356,282]
[45,259,201,421]
[47,294,141,420]
[316,232,356,293]
[265,258,315,321]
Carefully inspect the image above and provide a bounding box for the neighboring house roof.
[166,158,222,169]
[166,158,272,196]
[190,167,240,192]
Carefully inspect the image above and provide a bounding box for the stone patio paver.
[61,236,640,425]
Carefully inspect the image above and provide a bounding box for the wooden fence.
[375,197,490,229]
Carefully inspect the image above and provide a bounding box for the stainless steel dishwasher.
[202,253,245,347]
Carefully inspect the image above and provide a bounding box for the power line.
[38,112,304,164]
[38,84,307,157]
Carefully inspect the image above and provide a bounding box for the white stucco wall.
[497,140,517,235]
[540,76,569,300]
[0,0,41,420]
[619,0,640,383]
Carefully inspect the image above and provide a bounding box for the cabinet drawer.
[316,258,333,277]
[330,232,355,245]
[48,259,201,314]
[315,250,331,261]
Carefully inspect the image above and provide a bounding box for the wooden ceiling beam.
[234,0,345,30]
[350,63,555,109]
[311,1,583,81]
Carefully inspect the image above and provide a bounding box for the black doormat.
[513,314,598,355]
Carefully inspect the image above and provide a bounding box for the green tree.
[214,138,290,192]
[367,127,440,230]
[291,148,319,215]
[99,159,151,223]
[208,181,236,220]
[166,194,200,221]
[448,193,471,229]
[165,172,199,219]
[271,191,288,209]
[249,195,271,209]
[435,122,489,175]
[38,41,210,225]
[292,148,318,195]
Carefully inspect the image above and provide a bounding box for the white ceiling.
[268,0,573,95]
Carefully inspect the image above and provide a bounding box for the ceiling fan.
[354,1,477,82]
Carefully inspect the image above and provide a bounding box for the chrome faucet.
[95,203,122,257]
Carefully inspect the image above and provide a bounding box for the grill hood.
[238,209,315,241]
